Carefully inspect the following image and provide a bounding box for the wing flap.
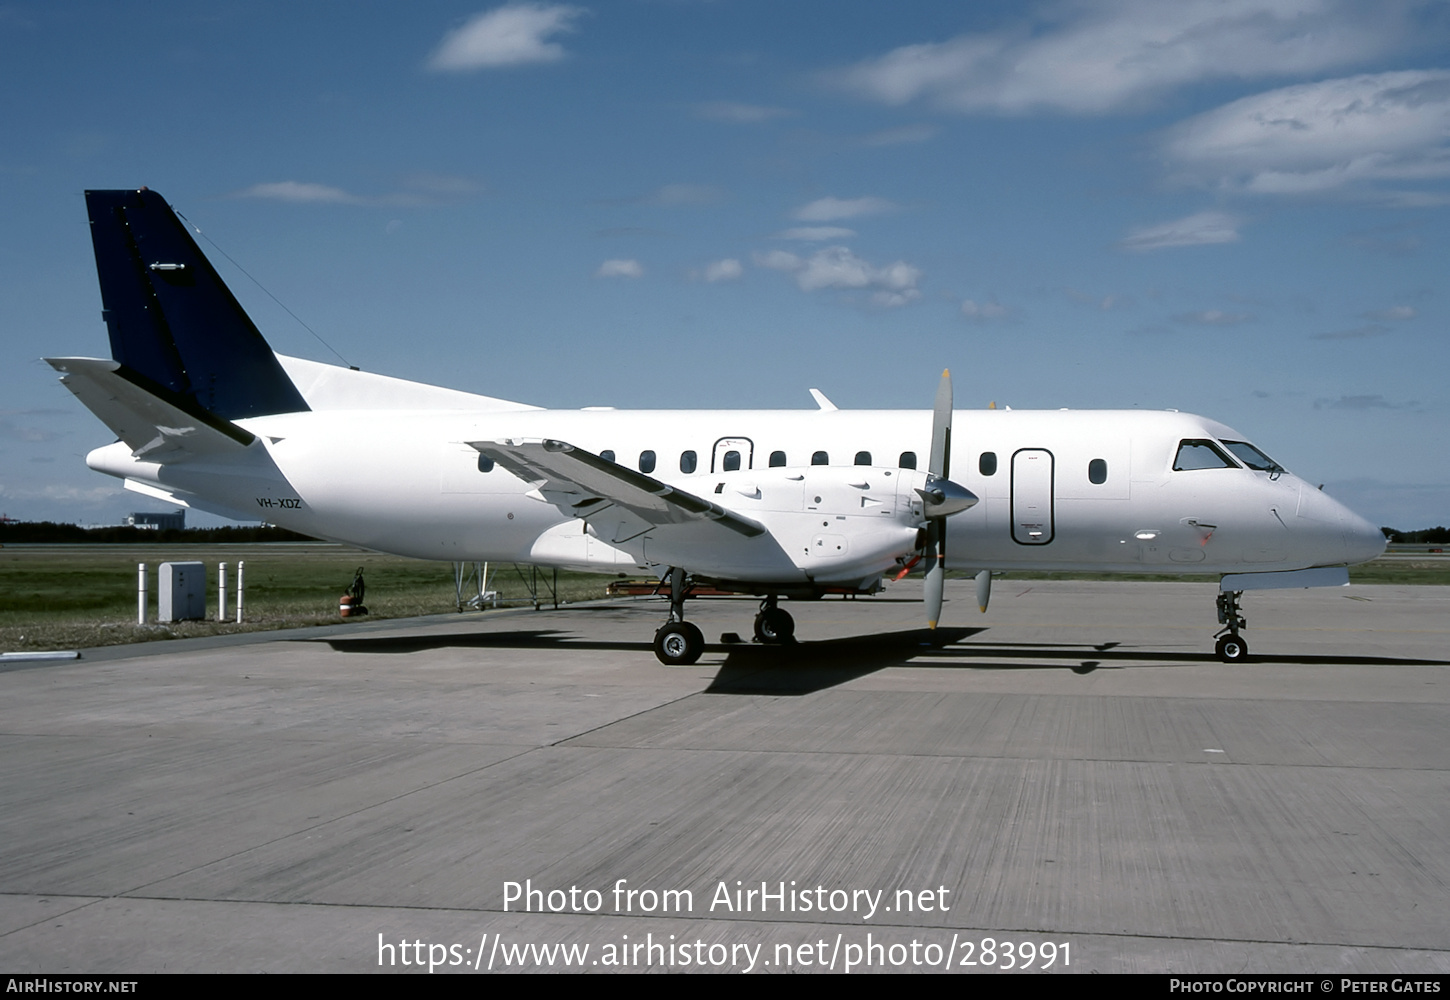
[47,357,254,462]
[472,439,766,538]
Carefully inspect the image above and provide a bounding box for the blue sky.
[2,1,1447,528]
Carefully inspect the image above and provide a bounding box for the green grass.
[0,543,615,651]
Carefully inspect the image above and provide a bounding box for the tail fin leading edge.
[85,188,310,420]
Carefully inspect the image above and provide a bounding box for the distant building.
[126,510,185,531]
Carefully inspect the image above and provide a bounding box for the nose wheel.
[1214,590,1249,663]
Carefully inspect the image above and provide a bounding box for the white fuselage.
[87,399,1386,589]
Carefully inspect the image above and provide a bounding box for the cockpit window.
[1173,439,1238,471]
[1221,440,1284,473]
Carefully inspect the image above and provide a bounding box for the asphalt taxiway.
[1,579,1446,973]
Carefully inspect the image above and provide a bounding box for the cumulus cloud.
[792,196,896,222]
[701,258,743,282]
[694,101,796,123]
[772,226,858,241]
[961,299,1009,321]
[596,259,643,278]
[1164,71,1450,198]
[1313,394,1409,410]
[428,4,584,71]
[1173,309,1253,325]
[754,246,921,306]
[1364,305,1417,320]
[233,181,357,204]
[1119,211,1241,251]
[832,0,1410,115]
[1310,324,1391,340]
[232,175,482,207]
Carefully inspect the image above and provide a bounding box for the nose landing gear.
[1214,589,1249,662]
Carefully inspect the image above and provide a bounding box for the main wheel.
[654,621,705,665]
[1215,634,1249,663]
[752,607,795,644]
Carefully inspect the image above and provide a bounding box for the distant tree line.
[1380,526,1450,544]
[0,521,317,544]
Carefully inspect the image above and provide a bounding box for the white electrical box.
[158,561,206,622]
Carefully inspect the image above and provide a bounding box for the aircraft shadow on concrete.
[314,627,1450,695]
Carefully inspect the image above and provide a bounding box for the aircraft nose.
[1297,483,1385,565]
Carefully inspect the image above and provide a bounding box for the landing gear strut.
[1214,589,1249,663]
[752,595,795,644]
[653,567,704,665]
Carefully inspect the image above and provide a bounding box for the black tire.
[655,621,704,665]
[1215,634,1249,663]
[753,607,795,644]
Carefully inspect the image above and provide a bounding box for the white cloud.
[754,246,921,305]
[694,101,796,124]
[1174,309,1253,325]
[1364,305,1417,320]
[647,183,722,207]
[233,181,357,204]
[961,299,1009,321]
[428,4,584,72]
[792,196,896,222]
[702,258,743,282]
[772,226,858,241]
[1165,71,1450,199]
[833,0,1411,115]
[596,259,643,278]
[1119,211,1241,251]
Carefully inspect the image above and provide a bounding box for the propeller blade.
[929,368,952,479]
[924,521,944,629]
[975,569,992,613]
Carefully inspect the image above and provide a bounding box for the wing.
[471,439,766,539]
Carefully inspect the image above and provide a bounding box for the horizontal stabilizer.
[47,357,255,462]
[473,438,765,538]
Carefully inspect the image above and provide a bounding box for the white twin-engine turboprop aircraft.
[50,188,1386,665]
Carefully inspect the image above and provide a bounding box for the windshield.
[1173,439,1238,471]
[1221,440,1284,474]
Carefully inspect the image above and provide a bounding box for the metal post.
[235,561,245,624]
[218,562,228,622]
[137,563,147,624]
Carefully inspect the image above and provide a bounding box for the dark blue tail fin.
[85,188,310,420]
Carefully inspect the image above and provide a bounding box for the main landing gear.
[653,567,704,666]
[651,571,798,665]
[1214,589,1249,663]
[753,595,795,645]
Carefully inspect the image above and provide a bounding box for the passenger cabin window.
[769,450,786,467]
[1173,440,1237,471]
[600,450,615,463]
[477,454,495,473]
[979,452,997,476]
[1221,440,1284,473]
[638,450,656,474]
[680,450,697,474]
[811,451,829,466]
[854,451,872,466]
[722,450,741,472]
[899,451,917,470]
[1088,458,1107,484]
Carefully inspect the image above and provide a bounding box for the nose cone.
[916,476,978,518]
[1297,483,1386,566]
